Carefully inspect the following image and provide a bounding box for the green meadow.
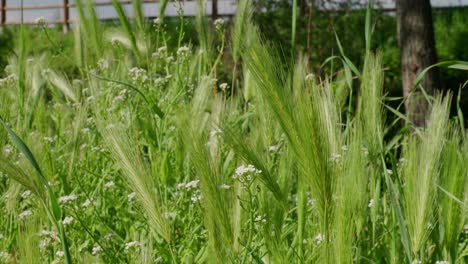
[0,0,466,263]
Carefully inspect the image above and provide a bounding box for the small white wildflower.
[56,251,65,257]
[35,17,46,25]
[329,153,341,162]
[104,233,113,241]
[435,261,449,264]
[86,95,95,103]
[59,194,77,204]
[386,169,393,175]
[209,128,222,138]
[39,237,51,251]
[44,136,57,143]
[2,145,13,156]
[233,164,262,186]
[19,209,33,220]
[341,145,348,151]
[163,212,176,219]
[92,245,102,255]
[269,145,280,152]
[125,241,140,251]
[220,184,231,189]
[81,128,90,134]
[305,73,314,81]
[155,256,163,263]
[82,198,93,208]
[104,181,115,189]
[97,59,109,71]
[177,46,190,57]
[219,82,229,92]
[158,46,167,53]
[191,193,203,203]
[368,199,374,208]
[411,260,422,264]
[21,190,32,199]
[127,192,137,202]
[62,216,74,225]
[214,18,225,30]
[177,183,186,189]
[313,233,324,244]
[153,18,161,25]
[39,230,57,237]
[0,252,13,262]
[254,214,267,224]
[129,67,148,82]
[464,224,468,234]
[185,180,200,190]
[166,56,174,64]
[0,234,4,240]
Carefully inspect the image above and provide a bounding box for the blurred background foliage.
[0,1,467,116]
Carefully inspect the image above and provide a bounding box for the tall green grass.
[0,0,466,263]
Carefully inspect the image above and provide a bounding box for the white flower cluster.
[82,198,93,208]
[313,233,324,245]
[97,59,109,71]
[152,46,167,59]
[104,181,115,189]
[35,16,46,25]
[127,192,137,202]
[232,164,262,185]
[92,245,102,255]
[0,74,18,85]
[125,241,140,251]
[62,216,74,225]
[219,82,229,92]
[177,46,190,57]
[129,67,148,82]
[59,194,77,205]
[21,190,32,199]
[177,180,200,190]
[19,209,33,220]
[214,18,225,30]
[2,145,13,156]
[39,230,58,252]
[435,261,449,264]
[0,251,13,263]
[329,153,342,162]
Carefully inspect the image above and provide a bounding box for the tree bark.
[396,0,439,127]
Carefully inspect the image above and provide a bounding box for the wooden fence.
[0,0,236,31]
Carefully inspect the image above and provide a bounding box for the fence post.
[63,0,69,32]
[212,0,218,20]
[1,0,6,26]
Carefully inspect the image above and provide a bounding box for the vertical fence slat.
[212,0,218,20]
[1,0,6,26]
[64,0,69,32]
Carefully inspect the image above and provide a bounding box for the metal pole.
[63,0,69,32]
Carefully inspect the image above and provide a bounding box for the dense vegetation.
[0,0,467,263]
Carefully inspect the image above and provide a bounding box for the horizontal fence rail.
[0,0,237,31]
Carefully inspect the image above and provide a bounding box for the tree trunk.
[396,0,439,127]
